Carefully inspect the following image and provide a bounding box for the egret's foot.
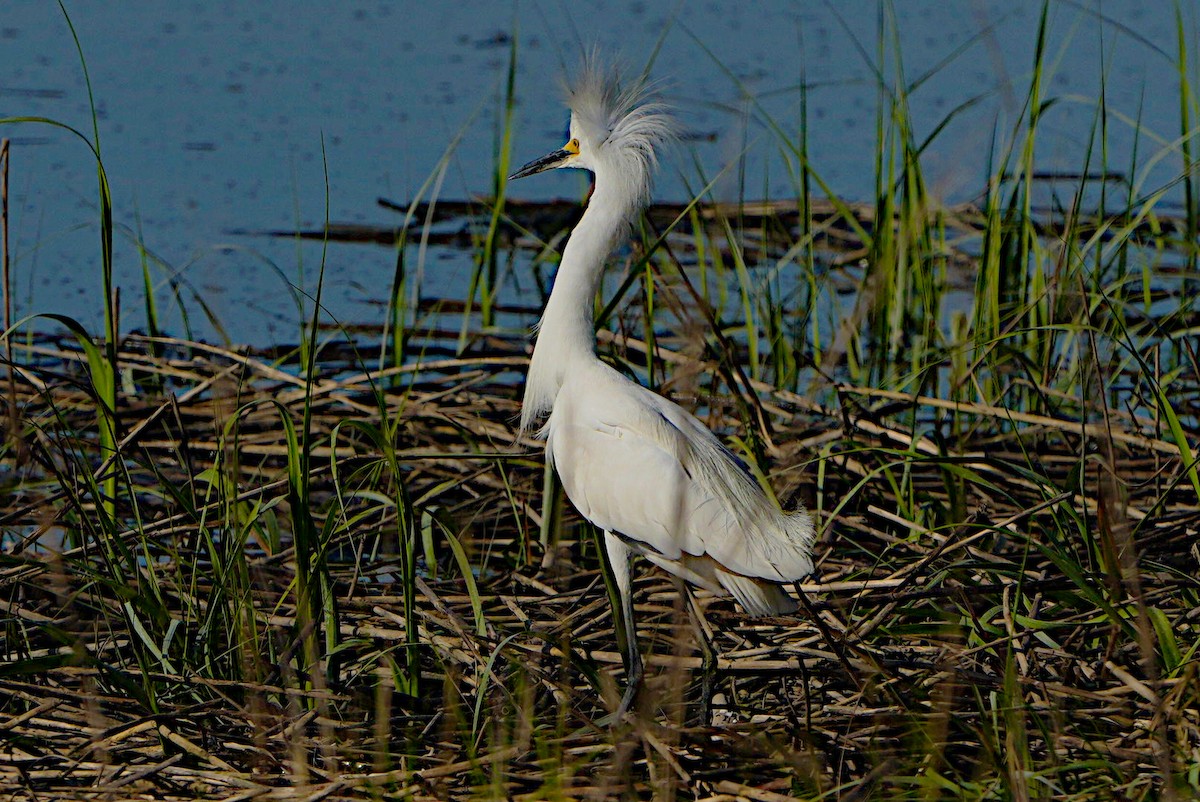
[595,673,643,727]
[695,665,715,726]
[614,653,644,719]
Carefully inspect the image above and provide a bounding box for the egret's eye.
[565,138,580,155]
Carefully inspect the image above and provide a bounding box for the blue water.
[1,1,1193,345]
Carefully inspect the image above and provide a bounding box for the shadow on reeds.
[2,2,1199,799]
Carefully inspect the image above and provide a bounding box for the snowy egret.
[510,61,816,715]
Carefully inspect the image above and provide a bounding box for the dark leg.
[680,581,717,725]
[605,531,643,717]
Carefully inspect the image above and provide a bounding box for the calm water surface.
[1,1,1192,345]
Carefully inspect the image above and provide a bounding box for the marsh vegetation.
[2,6,1199,800]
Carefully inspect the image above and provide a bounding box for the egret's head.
[509,58,674,207]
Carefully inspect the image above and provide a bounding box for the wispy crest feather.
[563,57,676,211]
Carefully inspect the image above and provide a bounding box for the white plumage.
[510,60,816,713]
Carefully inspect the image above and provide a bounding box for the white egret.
[510,61,816,714]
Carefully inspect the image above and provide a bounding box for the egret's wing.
[549,415,718,562]
[549,372,811,580]
[645,391,815,580]
[560,360,816,580]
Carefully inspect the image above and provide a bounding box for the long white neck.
[520,174,635,435]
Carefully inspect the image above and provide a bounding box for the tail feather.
[624,539,801,617]
[716,569,798,617]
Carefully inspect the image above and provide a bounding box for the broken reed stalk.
[1,137,20,462]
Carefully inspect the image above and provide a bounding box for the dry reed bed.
[1,328,1198,800]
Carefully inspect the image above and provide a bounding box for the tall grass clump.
[468,30,519,336]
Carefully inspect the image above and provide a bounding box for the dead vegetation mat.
[1,331,1198,800]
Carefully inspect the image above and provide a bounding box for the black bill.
[509,147,571,180]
